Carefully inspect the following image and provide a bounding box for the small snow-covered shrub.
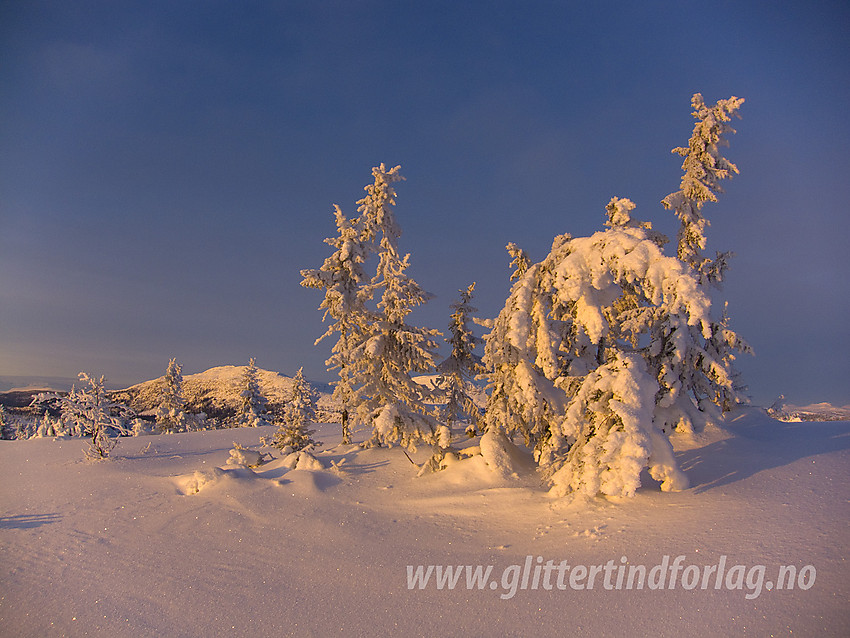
[61,373,130,460]
[269,368,319,451]
[155,358,188,433]
[226,442,265,468]
[235,358,271,428]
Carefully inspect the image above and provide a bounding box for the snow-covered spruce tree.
[62,373,129,460]
[484,197,723,497]
[300,205,372,445]
[155,358,187,433]
[437,283,485,438]
[235,358,270,427]
[481,95,750,498]
[270,367,319,451]
[349,164,442,450]
[302,163,441,451]
[656,93,752,428]
[419,284,485,474]
[35,410,59,438]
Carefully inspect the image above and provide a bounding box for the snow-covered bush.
[281,447,324,471]
[226,442,266,468]
[35,413,64,438]
[0,405,8,439]
[14,414,30,440]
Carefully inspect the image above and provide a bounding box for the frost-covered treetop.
[662,93,744,282]
[357,163,405,255]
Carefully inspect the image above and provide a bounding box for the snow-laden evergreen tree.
[302,163,441,451]
[481,94,750,498]
[436,283,485,438]
[0,404,7,439]
[155,358,187,433]
[61,373,129,460]
[300,205,372,444]
[419,284,485,474]
[59,384,84,437]
[35,410,59,438]
[484,195,742,497]
[657,93,751,428]
[349,164,442,450]
[235,358,270,427]
[270,367,318,451]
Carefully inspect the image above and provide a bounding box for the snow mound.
[2,415,849,635]
[175,467,228,495]
[281,448,324,471]
[479,428,532,477]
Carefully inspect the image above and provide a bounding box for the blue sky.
[1,1,848,406]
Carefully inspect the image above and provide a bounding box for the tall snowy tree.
[656,93,751,429]
[348,164,442,450]
[300,205,372,444]
[235,358,270,427]
[155,358,187,433]
[436,283,485,438]
[61,373,129,460]
[270,367,319,451]
[302,163,441,451]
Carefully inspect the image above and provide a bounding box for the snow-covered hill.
[1,407,848,636]
[112,365,336,420]
[781,403,850,422]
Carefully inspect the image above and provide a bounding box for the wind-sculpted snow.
[174,448,329,495]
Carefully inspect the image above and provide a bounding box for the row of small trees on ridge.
[11,358,320,460]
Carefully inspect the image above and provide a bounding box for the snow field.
[1,409,848,636]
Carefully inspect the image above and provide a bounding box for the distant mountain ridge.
[0,375,94,393]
